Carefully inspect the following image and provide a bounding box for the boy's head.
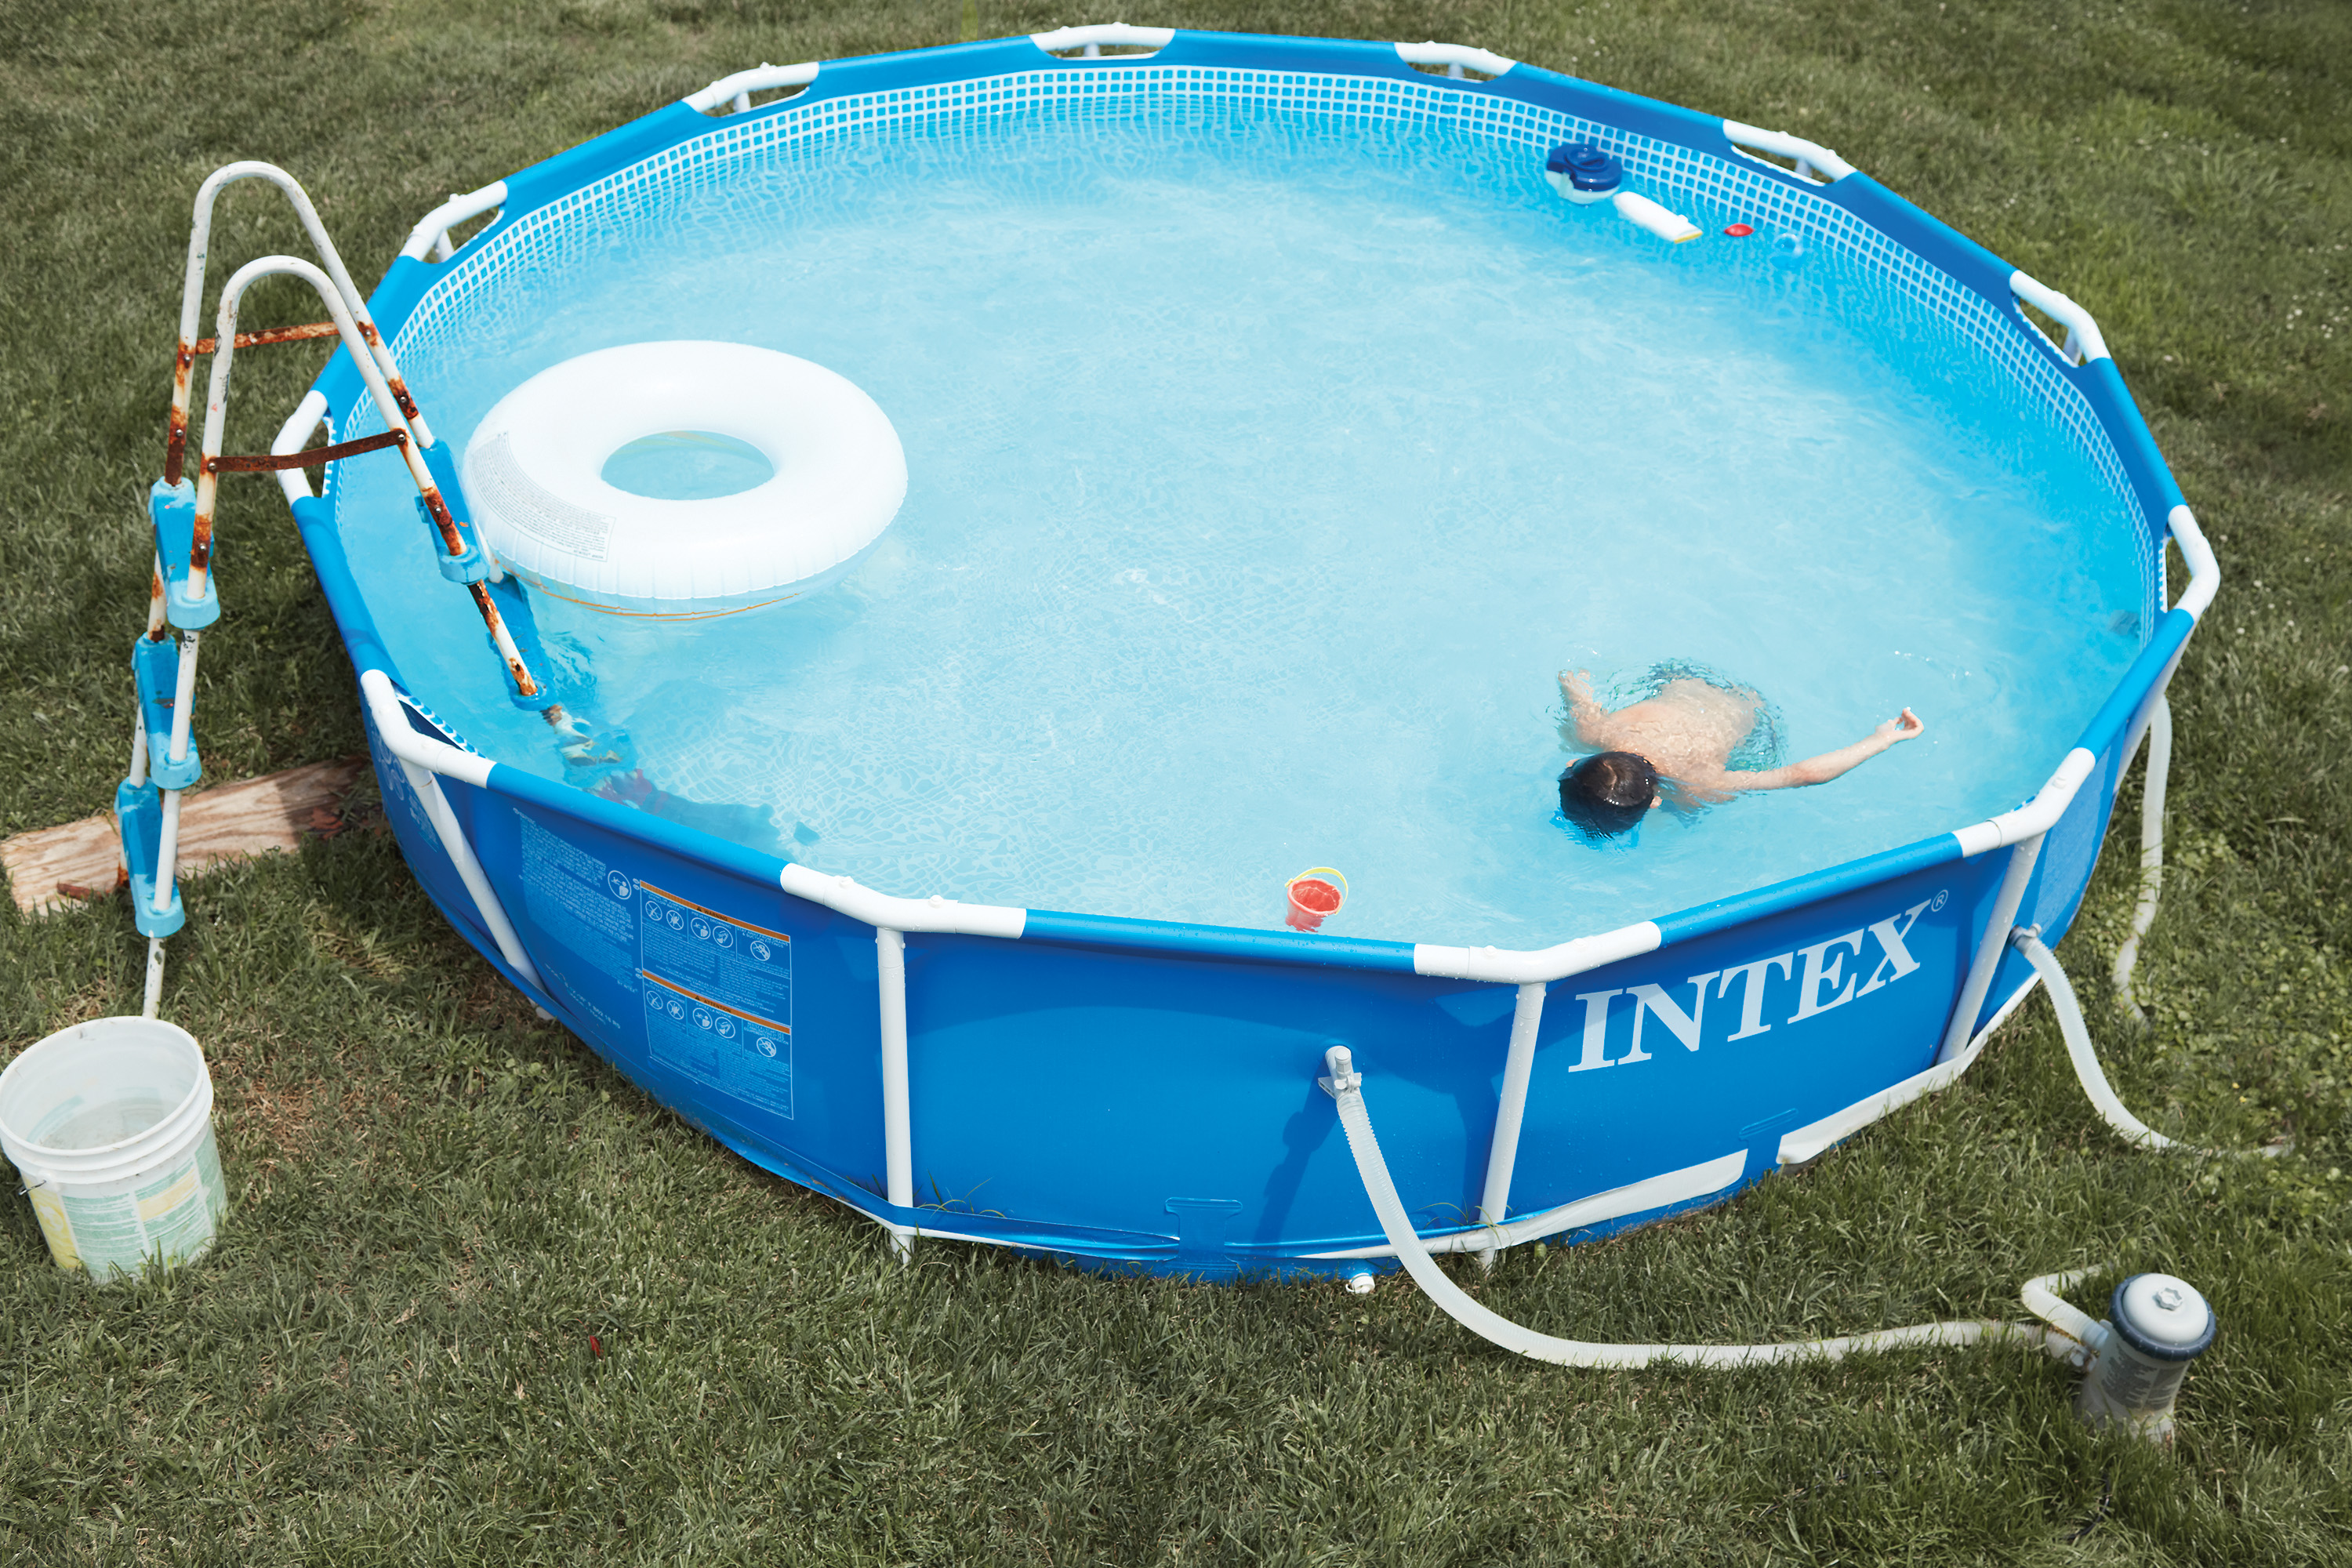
[1558,750,1658,840]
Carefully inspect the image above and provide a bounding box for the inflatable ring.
[461,341,906,619]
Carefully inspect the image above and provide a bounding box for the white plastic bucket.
[0,1017,227,1279]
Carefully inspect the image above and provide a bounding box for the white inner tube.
[461,340,906,618]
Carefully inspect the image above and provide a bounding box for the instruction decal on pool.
[517,812,632,974]
[635,881,794,1120]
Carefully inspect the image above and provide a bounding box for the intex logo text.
[1567,896,1939,1073]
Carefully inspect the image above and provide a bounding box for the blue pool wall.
[347,666,2019,1271]
[292,30,2198,1273]
[305,489,2176,1271]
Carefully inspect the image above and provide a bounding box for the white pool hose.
[2014,929,2288,1159]
[1322,912,2285,1371]
[1318,1046,2091,1368]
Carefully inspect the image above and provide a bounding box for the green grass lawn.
[3,0,2348,1560]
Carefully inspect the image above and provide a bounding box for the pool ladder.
[127,162,564,1015]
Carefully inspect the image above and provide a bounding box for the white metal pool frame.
[286,33,2219,1276]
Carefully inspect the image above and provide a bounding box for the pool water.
[337,101,2147,948]
[600,430,777,499]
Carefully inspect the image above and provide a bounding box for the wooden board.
[2,757,367,915]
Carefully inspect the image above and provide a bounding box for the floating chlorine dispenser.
[1546,140,1700,242]
[462,340,908,619]
[1544,142,1622,204]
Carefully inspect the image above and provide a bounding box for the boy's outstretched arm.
[1559,669,1616,745]
[1722,708,1926,793]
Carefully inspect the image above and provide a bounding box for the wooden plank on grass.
[1,815,118,913]
[2,757,367,915]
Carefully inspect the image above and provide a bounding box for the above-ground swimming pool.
[271,27,2207,1279]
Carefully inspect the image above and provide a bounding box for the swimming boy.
[1557,668,1925,840]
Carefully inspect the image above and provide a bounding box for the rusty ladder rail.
[132,164,579,1018]
[164,162,430,487]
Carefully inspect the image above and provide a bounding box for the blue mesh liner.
[343,53,2162,634]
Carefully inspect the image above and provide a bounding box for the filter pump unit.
[2076,1272,2216,1443]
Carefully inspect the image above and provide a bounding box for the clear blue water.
[336,105,2150,948]
[600,431,775,499]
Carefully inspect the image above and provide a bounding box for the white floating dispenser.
[2076,1272,2216,1443]
[1544,142,1624,205]
[1547,142,1702,244]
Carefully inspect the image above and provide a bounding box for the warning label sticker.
[634,880,793,1120]
[518,813,633,975]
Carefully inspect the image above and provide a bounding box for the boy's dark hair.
[1559,751,1658,840]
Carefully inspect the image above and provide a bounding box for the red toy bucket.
[1284,867,1348,931]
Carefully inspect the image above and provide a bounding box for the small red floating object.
[589,1334,604,1359]
[1725,223,1755,238]
[1285,868,1348,931]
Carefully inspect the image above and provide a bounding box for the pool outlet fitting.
[2075,1273,2214,1442]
